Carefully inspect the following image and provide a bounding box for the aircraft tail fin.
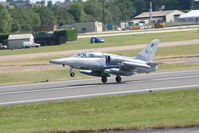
[135,39,160,62]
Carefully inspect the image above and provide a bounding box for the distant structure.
[0,1,42,8]
[191,0,199,9]
[0,2,14,9]
[15,2,42,8]
[7,34,34,49]
[71,22,103,33]
[132,10,185,25]
[33,25,57,32]
[179,10,199,23]
[55,1,69,8]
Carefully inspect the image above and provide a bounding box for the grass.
[165,22,197,27]
[0,30,199,56]
[110,43,199,59]
[0,55,67,67]
[0,88,199,133]
[1,63,199,85]
[0,68,90,85]
[1,43,199,67]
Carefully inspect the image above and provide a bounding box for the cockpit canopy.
[74,52,105,58]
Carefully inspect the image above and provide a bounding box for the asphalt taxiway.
[0,69,199,106]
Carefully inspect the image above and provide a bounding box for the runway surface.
[86,127,199,133]
[0,69,199,106]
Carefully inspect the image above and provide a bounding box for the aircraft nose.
[49,58,72,65]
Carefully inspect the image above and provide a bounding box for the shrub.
[0,34,9,43]
[54,29,78,41]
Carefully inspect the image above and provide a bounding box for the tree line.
[0,0,192,33]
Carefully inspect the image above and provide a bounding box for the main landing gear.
[69,68,75,77]
[115,75,121,83]
[101,76,107,83]
[101,75,122,83]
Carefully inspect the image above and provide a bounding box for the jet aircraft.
[50,39,160,83]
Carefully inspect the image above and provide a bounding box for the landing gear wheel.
[70,72,75,77]
[116,75,121,83]
[101,76,107,83]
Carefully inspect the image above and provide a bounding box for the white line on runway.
[1,84,199,106]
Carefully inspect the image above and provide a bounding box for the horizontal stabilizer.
[147,62,164,65]
[123,62,150,68]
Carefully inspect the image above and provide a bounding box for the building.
[191,0,199,10]
[55,1,69,8]
[7,34,34,49]
[0,2,14,9]
[15,2,41,8]
[132,10,185,24]
[179,10,199,23]
[33,25,57,32]
[71,22,103,33]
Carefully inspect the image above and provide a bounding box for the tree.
[6,0,14,2]
[53,6,74,26]
[162,0,191,10]
[9,8,40,32]
[84,0,102,21]
[65,0,71,2]
[0,4,12,33]
[47,0,53,9]
[115,0,136,22]
[33,7,55,26]
[68,1,87,22]
[105,1,121,27]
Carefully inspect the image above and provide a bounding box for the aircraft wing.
[122,62,150,68]
[104,64,122,69]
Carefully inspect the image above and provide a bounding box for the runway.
[87,127,199,133]
[0,69,199,106]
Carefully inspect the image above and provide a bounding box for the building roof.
[180,10,199,19]
[0,2,14,9]
[134,10,177,19]
[8,34,33,40]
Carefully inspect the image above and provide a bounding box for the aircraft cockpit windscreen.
[74,52,104,58]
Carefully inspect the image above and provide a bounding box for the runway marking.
[0,75,199,95]
[0,69,199,89]
[0,84,199,106]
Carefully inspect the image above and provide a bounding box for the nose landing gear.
[69,68,75,77]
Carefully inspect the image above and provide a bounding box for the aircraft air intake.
[105,55,111,65]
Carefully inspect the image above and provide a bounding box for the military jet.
[50,39,160,83]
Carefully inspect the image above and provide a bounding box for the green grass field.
[0,30,199,56]
[0,88,199,133]
[1,29,199,133]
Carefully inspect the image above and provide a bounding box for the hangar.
[132,10,185,24]
[71,22,102,33]
[179,10,199,23]
[7,34,34,49]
